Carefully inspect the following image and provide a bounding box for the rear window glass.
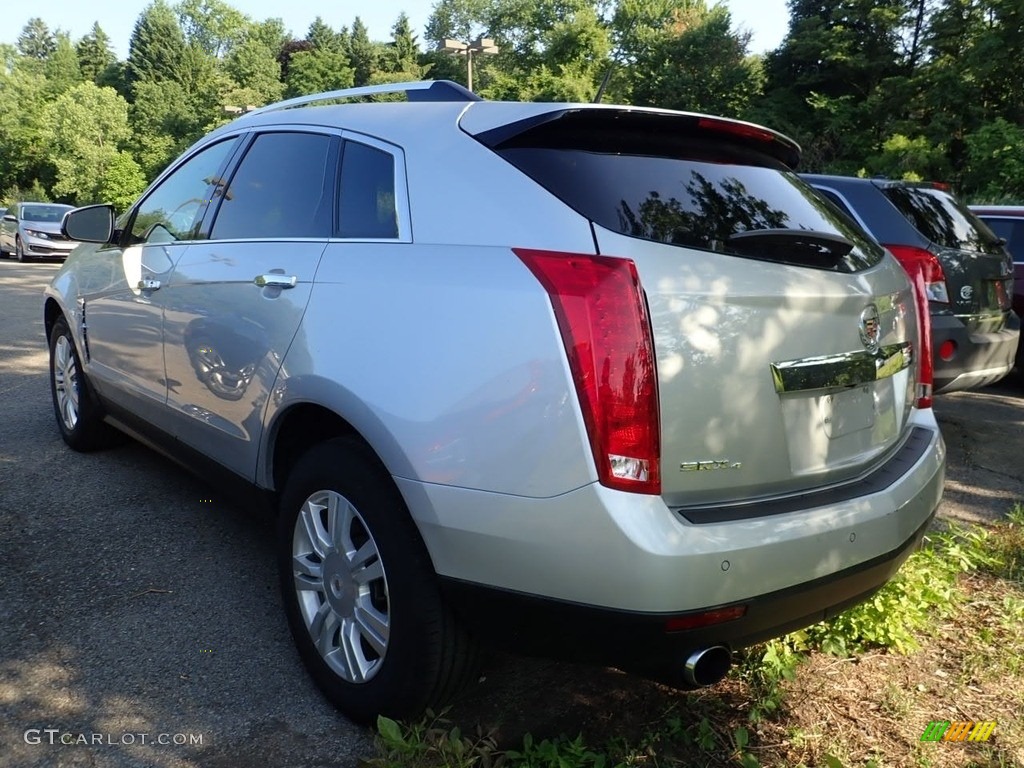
[499,145,884,271]
[881,187,1004,254]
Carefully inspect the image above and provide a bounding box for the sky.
[2,0,790,62]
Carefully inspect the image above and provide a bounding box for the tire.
[278,437,478,724]
[16,237,31,263]
[49,316,115,451]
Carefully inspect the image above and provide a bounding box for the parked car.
[801,176,1018,394]
[45,81,946,723]
[969,205,1024,374]
[0,202,79,262]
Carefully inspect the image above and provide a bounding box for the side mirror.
[62,204,116,243]
[2,213,14,222]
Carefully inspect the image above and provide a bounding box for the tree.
[349,17,381,86]
[17,18,56,60]
[308,17,344,52]
[42,82,143,205]
[128,80,195,179]
[284,49,355,97]
[630,6,762,116]
[176,0,249,57]
[0,66,55,195]
[44,33,84,97]
[223,31,285,106]
[754,0,913,171]
[377,13,428,81]
[126,0,189,87]
[76,23,117,85]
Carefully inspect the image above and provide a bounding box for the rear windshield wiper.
[724,229,855,270]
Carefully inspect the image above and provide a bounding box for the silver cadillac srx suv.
[45,80,945,723]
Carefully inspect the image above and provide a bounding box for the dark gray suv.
[802,175,1018,394]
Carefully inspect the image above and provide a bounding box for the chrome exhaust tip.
[682,645,732,687]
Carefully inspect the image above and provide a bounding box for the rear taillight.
[885,245,950,304]
[885,245,935,408]
[515,249,661,494]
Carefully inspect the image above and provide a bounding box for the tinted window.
[129,138,238,245]
[980,218,1024,263]
[881,186,1004,254]
[211,132,334,240]
[338,142,398,239]
[500,146,884,271]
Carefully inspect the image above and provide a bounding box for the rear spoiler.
[473,108,802,169]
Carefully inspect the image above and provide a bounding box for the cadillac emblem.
[859,304,881,353]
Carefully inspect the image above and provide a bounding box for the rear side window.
[338,141,398,239]
[881,186,1004,254]
[498,145,884,271]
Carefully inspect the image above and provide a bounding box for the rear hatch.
[464,105,923,507]
[879,183,1014,330]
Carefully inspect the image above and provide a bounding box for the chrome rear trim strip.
[770,342,912,394]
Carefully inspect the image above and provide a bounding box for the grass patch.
[363,507,1024,768]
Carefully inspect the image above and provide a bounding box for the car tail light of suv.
[515,248,661,495]
[885,245,936,408]
[885,245,950,304]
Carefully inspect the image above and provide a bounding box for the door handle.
[138,279,161,291]
[255,274,297,289]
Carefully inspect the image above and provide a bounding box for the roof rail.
[244,80,481,118]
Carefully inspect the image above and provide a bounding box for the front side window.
[210,132,334,240]
[338,141,398,239]
[129,138,239,245]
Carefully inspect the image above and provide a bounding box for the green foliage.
[285,49,355,98]
[77,24,118,85]
[17,18,56,61]
[349,17,382,87]
[963,119,1024,201]
[42,82,136,205]
[800,526,993,656]
[223,34,285,106]
[735,639,802,722]
[176,0,249,57]
[367,712,505,768]
[44,34,84,97]
[866,133,949,182]
[506,732,608,767]
[979,503,1024,583]
[630,5,762,117]
[127,0,189,87]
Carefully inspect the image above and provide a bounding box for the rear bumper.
[932,311,1019,393]
[440,508,934,679]
[400,410,945,670]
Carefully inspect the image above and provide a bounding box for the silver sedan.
[0,202,79,262]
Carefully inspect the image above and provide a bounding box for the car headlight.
[24,228,52,239]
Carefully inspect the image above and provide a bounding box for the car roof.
[969,205,1024,216]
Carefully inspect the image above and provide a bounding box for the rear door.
[160,129,338,479]
[474,109,922,506]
